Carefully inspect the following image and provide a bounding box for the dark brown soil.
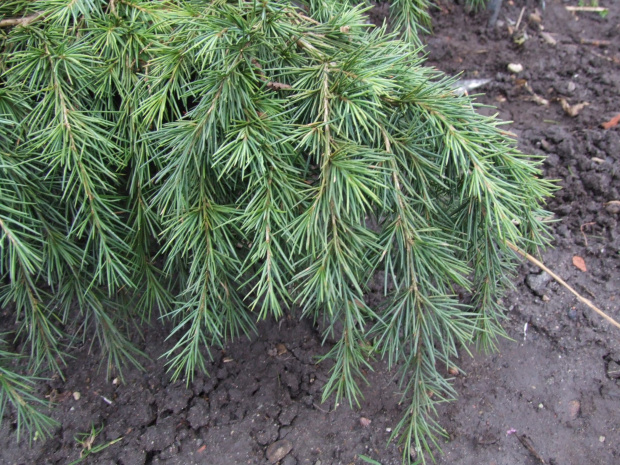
[1,1,619,464]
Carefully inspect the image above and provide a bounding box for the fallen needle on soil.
[566,6,608,13]
[580,222,596,247]
[312,402,331,413]
[580,38,611,47]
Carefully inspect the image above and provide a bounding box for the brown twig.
[295,12,322,25]
[251,58,292,91]
[587,49,620,65]
[507,242,620,330]
[515,6,526,31]
[580,222,596,247]
[0,11,45,28]
[580,38,611,47]
[313,402,331,413]
[516,434,546,464]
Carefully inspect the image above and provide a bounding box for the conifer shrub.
[0,0,552,461]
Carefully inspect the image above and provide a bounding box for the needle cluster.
[0,0,552,461]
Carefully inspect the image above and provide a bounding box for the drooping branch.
[0,12,44,28]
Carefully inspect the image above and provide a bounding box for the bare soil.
[1,1,619,464]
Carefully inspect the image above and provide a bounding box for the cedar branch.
[0,12,44,28]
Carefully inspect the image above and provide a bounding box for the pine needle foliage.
[0,0,553,461]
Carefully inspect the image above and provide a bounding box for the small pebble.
[508,63,524,74]
[72,391,81,401]
[599,436,605,443]
[567,308,578,321]
[526,272,551,295]
[538,403,544,410]
[360,417,372,428]
[540,31,557,46]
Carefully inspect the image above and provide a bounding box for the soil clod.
[606,360,620,379]
[266,439,293,463]
[567,399,581,420]
[526,272,552,296]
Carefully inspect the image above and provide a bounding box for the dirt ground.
[1,1,619,464]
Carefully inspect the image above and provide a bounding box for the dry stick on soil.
[580,38,611,47]
[565,6,608,13]
[507,242,620,330]
[515,6,526,31]
[516,434,546,464]
[589,50,620,65]
[580,222,596,247]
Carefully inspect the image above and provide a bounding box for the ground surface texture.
[1,0,619,464]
